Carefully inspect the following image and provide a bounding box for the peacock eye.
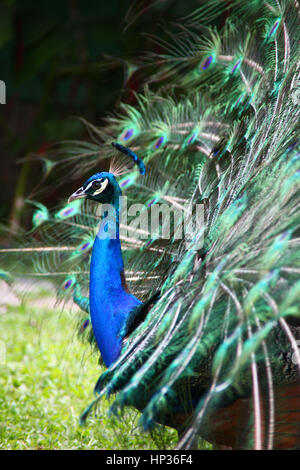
[92,180,102,190]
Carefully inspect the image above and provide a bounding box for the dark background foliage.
[0,0,224,232]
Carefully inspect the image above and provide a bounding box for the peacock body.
[1,0,300,449]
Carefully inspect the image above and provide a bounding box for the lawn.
[0,282,212,450]
[0,283,180,450]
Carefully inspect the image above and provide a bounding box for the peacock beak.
[68,187,87,203]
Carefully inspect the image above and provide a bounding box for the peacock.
[1,0,300,450]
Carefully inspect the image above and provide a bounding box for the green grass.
[0,288,212,450]
[0,294,180,450]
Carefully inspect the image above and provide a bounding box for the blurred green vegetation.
[0,290,179,449]
[0,288,212,449]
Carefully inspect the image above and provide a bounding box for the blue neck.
[89,200,141,367]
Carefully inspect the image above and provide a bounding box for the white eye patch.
[93,178,109,195]
[85,178,109,195]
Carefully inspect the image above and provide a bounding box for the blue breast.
[89,235,141,366]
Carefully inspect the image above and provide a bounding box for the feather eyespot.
[199,55,214,71]
[79,319,90,333]
[122,128,134,141]
[63,279,73,289]
[154,136,166,149]
[268,19,280,37]
[81,242,91,251]
[62,207,74,216]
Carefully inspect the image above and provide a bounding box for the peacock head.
[68,142,145,205]
[68,172,121,205]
